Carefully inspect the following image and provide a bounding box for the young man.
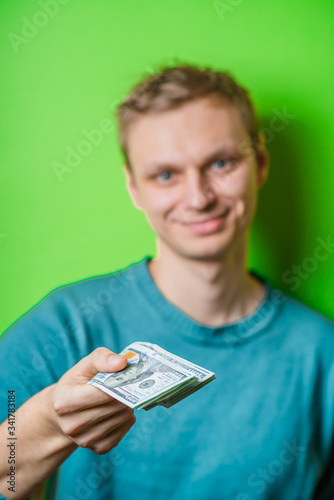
[0,64,333,500]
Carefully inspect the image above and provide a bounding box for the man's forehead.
[128,137,250,175]
[130,98,245,133]
[127,100,250,167]
[142,143,243,173]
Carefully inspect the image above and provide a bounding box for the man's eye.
[157,171,173,181]
[211,159,231,170]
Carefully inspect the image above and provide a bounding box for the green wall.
[1,0,334,335]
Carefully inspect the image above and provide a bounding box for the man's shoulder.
[274,286,334,346]
[280,290,333,327]
[2,257,147,337]
[53,257,149,305]
[52,257,143,300]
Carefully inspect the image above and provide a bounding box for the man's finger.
[61,347,128,382]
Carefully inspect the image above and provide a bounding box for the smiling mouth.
[182,208,230,225]
[177,208,231,235]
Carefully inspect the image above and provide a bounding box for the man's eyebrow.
[146,147,237,173]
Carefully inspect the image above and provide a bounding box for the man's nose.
[182,170,215,209]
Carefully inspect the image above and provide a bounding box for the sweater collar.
[131,255,283,346]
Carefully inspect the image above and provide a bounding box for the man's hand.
[50,347,136,455]
[0,347,136,500]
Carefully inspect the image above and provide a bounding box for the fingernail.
[107,354,124,369]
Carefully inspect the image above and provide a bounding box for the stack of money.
[88,342,216,411]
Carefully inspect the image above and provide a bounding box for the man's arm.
[0,348,136,500]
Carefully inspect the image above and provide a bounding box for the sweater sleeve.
[312,325,334,499]
[0,287,86,425]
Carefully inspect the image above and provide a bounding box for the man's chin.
[173,242,235,262]
[155,225,241,261]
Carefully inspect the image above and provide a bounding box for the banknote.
[134,342,216,409]
[135,342,214,382]
[88,342,215,410]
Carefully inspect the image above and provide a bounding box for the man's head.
[116,64,261,170]
[115,64,269,261]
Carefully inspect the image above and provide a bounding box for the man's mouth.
[179,208,231,234]
[181,207,230,223]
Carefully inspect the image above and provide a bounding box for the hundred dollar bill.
[134,342,216,409]
[135,342,214,382]
[88,342,215,410]
[88,344,197,409]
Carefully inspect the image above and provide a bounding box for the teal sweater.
[0,256,334,500]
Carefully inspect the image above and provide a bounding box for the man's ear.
[123,164,144,210]
[255,132,270,188]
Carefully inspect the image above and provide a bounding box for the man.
[0,64,333,500]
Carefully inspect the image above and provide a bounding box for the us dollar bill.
[88,343,196,409]
[135,342,215,382]
[88,342,215,410]
[134,342,216,409]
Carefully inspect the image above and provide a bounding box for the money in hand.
[87,342,216,411]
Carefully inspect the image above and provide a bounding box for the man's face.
[124,97,269,261]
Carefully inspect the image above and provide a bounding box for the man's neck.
[148,238,265,328]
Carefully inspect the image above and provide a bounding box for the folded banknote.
[87,342,216,410]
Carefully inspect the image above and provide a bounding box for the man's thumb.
[67,347,127,381]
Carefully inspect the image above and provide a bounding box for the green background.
[1,0,333,335]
